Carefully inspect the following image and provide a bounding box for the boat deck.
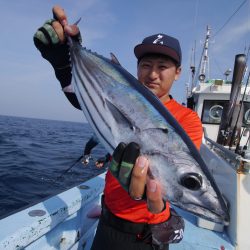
[171,208,233,250]
[0,171,235,250]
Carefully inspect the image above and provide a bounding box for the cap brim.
[134,44,180,64]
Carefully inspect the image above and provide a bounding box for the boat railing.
[203,135,250,174]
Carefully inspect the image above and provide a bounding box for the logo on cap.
[153,34,164,45]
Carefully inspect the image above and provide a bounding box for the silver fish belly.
[69,39,229,225]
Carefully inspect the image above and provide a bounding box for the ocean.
[0,115,106,219]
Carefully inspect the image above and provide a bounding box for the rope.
[212,0,248,38]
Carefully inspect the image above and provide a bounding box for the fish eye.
[130,126,136,132]
[162,128,168,134]
[180,173,202,190]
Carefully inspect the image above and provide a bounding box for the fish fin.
[110,53,121,65]
[105,99,136,130]
[74,17,82,25]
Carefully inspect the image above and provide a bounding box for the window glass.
[202,100,250,127]
[201,100,227,124]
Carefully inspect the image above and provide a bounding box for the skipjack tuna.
[68,36,229,225]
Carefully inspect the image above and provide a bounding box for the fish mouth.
[181,202,230,225]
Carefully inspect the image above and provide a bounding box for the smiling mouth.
[146,82,159,88]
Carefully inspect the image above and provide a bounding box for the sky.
[0,0,250,122]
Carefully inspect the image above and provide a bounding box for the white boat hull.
[1,139,250,249]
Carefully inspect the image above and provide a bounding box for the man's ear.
[175,66,182,81]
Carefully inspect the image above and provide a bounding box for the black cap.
[134,33,182,65]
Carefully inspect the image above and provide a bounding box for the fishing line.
[212,0,248,38]
[49,153,100,185]
[49,155,83,185]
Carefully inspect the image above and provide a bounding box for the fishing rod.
[235,71,250,152]
[217,54,246,146]
[246,131,250,146]
[51,153,99,184]
[230,71,248,148]
[233,50,250,151]
[51,155,84,184]
[43,153,99,187]
[243,131,250,152]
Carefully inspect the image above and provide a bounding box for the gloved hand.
[33,6,81,88]
[33,19,71,70]
[109,142,166,214]
[109,142,140,192]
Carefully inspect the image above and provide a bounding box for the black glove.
[150,208,185,245]
[33,19,80,88]
[109,142,140,191]
[33,19,70,69]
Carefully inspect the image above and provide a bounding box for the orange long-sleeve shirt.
[104,98,203,224]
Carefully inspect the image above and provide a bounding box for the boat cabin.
[190,79,250,147]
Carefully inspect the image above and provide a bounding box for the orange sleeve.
[164,99,203,150]
[177,109,203,150]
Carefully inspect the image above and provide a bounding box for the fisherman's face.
[137,55,181,103]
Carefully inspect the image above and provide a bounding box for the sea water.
[0,115,106,219]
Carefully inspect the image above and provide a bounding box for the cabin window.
[202,100,250,127]
[201,100,227,124]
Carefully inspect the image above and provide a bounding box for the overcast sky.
[1,0,250,122]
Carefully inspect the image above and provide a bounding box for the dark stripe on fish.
[71,52,114,151]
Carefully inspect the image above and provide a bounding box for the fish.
[68,37,229,225]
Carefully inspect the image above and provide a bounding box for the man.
[34,5,202,250]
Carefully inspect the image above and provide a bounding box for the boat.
[1,26,250,250]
